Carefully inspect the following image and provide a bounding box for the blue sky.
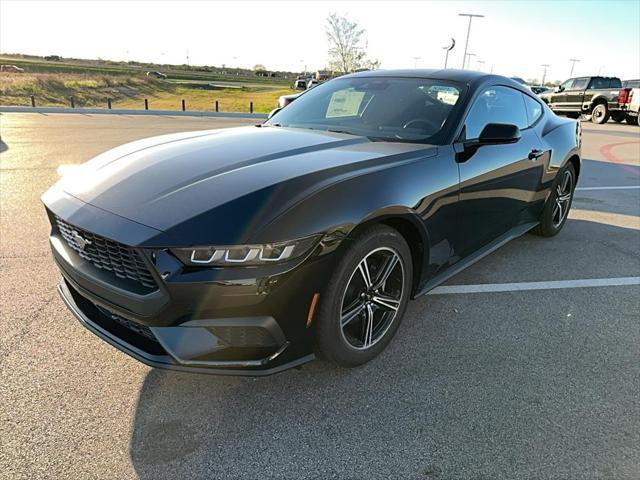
[1,0,639,81]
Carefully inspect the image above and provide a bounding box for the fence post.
[215,100,219,112]
[30,95,36,107]
[69,97,75,108]
[181,99,186,111]
[250,101,253,114]
[144,98,149,110]
[107,98,112,109]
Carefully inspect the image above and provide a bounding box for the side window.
[463,86,528,140]
[588,78,605,89]
[523,94,543,126]
[571,78,589,90]
[609,78,622,88]
[560,79,574,90]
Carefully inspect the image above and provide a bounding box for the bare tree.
[326,13,378,74]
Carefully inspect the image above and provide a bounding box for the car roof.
[340,69,529,92]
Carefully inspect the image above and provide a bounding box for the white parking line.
[428,277,640,295]
[576,186,640,191]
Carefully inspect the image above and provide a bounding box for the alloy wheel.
[552,170,573,228]
[339,247,405,350]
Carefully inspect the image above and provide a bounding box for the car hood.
[57,126,435,244]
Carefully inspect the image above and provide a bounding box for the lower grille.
[54,216,157,291]
[95,305,157,342]
[210,326,277,347]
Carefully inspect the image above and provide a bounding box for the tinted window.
[588,78,609,89]
[463,86,528,140]
[523,94,543,126]
[571,78,589,90]
[609,78,622,88]
[267,77,462,143]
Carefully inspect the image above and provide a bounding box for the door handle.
[528,149,545,160]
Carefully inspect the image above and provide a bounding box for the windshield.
[266,77,463,143]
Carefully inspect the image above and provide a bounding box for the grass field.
[0,72,296,113]
[0,55,292,85]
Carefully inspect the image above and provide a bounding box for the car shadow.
[0,139,8,154]
[129,217,639,480]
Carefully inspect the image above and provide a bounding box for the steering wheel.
[402,117,440,131]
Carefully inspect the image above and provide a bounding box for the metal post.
[181,99,186,111]
[541,64,549,86]
[144,98,149,110]
[250,101,253,114]
[459,13,484,69]
[215,100,219,112]
[107,98,112,109]
[569,59,580,77]
[31,95,36,107]
[444,49,450,69]
[69,97,75,108]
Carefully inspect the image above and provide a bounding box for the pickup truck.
[618,79,639,125]
[540,76,623,124]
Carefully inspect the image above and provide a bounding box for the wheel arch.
[343,210,430,296]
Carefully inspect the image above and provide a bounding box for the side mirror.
[555,86,564,93]
[267,107,281,120]
[478,123,521,145]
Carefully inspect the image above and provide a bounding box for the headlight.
[170,235,320,267]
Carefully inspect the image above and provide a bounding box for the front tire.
[531,163,576,237]
[315,225,413,367]
[591,103,610,124]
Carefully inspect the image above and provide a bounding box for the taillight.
[618,88,631,104]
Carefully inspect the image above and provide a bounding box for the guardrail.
[23,95,259,113]
[0,104,268,119]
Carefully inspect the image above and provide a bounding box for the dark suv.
[540,76,623,124]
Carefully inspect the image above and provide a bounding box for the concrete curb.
[0,106,268,119]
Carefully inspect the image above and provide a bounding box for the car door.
[455,86,545,258]
[565,77,589,112]
[550,79,573,110]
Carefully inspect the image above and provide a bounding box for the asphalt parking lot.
[1,113,638,480]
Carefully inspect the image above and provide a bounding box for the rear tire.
[315,225,413,367]
[627,115,639,126]
[531,163,576,237]
[591,103,610,124]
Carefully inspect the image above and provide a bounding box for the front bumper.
[45,190,338,376]
[58,279,314,376]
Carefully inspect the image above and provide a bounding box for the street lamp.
[459,13,485,69]
[569,58,580,77]
[411,56,421,68]
[442,38,455,69]
[476,60,485,71]
[541,64,550,86]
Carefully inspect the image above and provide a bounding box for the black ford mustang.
[43,69,581,375]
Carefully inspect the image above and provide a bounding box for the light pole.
[569,58,580,77]
[476,60,485,71]
[464,53,476,70]
[442,38,455,69]
[411,56,421,68]
[541,64,550,86]
[459,13,484,69]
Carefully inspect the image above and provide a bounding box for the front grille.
[96,305,157,342]
[55,216,157,291]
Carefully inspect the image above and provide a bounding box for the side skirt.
[414,221,539,299]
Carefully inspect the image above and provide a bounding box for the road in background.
[1,113,638,480]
